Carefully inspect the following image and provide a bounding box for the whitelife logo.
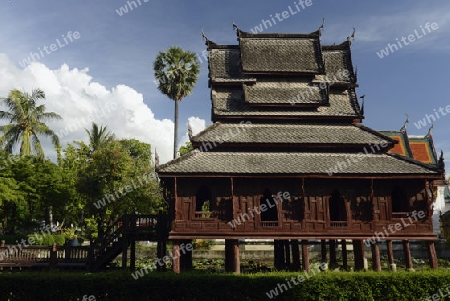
[18,31,81,68]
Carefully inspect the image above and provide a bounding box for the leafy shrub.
[53,234,66,246]
[0,270,449,300]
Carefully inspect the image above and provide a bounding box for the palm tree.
[153,46,200,159]
[0,89,62,160]
[85,122,114,153]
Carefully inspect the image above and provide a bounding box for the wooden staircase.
[89,213,168,271]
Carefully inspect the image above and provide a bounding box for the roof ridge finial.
[400,113,409,132]
[318,17,325,35]
[359,94,365,116]
[201,28,210,46]
[427,122,434,137]
[232,19,241,38]
[347,27,356,44]
[438,150,445,173]
[188,121,193,140]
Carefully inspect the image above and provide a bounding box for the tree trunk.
[173,100,179,159]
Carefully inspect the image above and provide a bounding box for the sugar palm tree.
[153,46,200,159]
[85,122,114,153]
[0,89,62,160]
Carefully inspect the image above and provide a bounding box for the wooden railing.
[329,221,348,228]
[0,243,90,268]
[260,221,279,228]
[392,212,409,219]
[194,211,216,219]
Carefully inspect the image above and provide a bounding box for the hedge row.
[0,270,449,300]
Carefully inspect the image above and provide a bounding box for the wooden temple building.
[156,26,445,273]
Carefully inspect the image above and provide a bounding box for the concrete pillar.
[427,241,438,270]
[371,242,381,271]
[302,240,310,272]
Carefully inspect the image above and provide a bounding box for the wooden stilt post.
[341,239,348,270]
[403,240,413,271]
[180,240,192,271]
[386,240,394,266]
[231,239,240,274]
[371,242,381,271]
[284,240,291,269]
[172,241,180,274]
[130,239,136,271]
[321,240,327,263]
[353,240,364,271]
[330,239,337,268]
[279,240,285,270]
[302,240,310,272]
[273,240,279,270]
[291,239,301,271]
[427,241,438,270]
[121,239,128,270]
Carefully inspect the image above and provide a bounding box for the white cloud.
[0,54,206,164]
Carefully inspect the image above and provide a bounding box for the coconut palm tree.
[153,46,200,159]
[0,89,62,160]
[85,122,114,154]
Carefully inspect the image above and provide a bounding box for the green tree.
[179,141,194,156]
[85,122,114,154]
[0,89,62,160]
[153,46,200,159]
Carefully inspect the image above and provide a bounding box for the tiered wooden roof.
[157,28,443,179]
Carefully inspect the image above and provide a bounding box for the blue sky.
[1,0,450,166]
